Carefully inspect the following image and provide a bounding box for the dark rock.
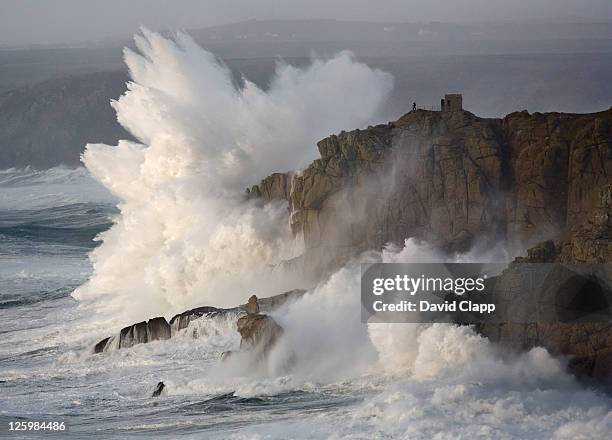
[116,317,171,349]
[92,290,302,354]
[501,183,612,382]
[93,336,111,354]
[147,317,171,341]
[118,321,147,349]
[479,231,612,383]
[480,321,612,383]
[236,314,283,355]
[169,306,225,331]
[152,381,165,397]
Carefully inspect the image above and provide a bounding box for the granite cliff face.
[481,183,612,382]
[249,108,612,275]
[250,107,612,381]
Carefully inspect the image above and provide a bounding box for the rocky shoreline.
[93,290,305,354]
[94,105,612,384]
[248,106,612,383]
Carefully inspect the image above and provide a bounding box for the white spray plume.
[74,29,393,324]
[260,237,559,384]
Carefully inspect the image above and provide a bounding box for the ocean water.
[0,167,611,439]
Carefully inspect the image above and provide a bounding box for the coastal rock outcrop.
[169,306,230,332]
[250,106,612,382]
[558,184,612,264]
[235,294,284,357]
[152,381,165,397]
[92,290,303,353]
[480,184,612,382]
[253,289,306,313]
[245,295,260,314]
[236,313,283,355]
[93,337,111,354]
[118,317,171,349]
[250,107,612,278]
[93,316,171,353]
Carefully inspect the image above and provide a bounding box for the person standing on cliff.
[412,102,417,111]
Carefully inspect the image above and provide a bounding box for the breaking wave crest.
[73,29,393,324]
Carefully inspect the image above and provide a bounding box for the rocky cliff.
[249,106,612,382]
[249,107,612,275]
[93,107,612,381]
[4,50,612,169]
[480,183,612,382]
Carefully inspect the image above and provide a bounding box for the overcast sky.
[1,0,611,46]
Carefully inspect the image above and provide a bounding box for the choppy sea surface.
[1,167,611,440]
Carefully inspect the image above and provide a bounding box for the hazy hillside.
[2,52,612,169]
[190,18,612,42]
[3,19,610,90]
[0,71,131,168]
[1,19,611,169]
[0,47,123,93]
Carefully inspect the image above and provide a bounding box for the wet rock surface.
[235,294,284,356]
[152,381,165,397]
[250,108,612,278]
[478,184,612,382]
[117,317,171,349]
[249,289,306,313]
[250,107,612,382]
[169,306,230,332]
[93,337,111,354]
[92,290,303,353]
[147,317,172,341]
[236,313,284,355]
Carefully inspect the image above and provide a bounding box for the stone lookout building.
[441,94,463,112]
